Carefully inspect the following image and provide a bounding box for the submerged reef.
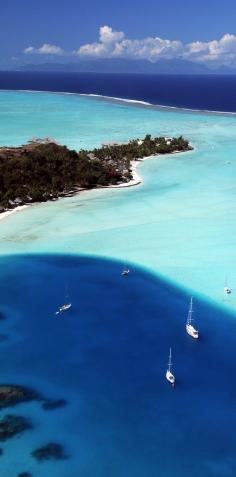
[42,398,67,411]
[32,442,68,461]
[0,414,32,441]
[0,385,40,409]
[0,384,67,414]
[18,473,32,477]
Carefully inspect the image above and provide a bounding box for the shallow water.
[0,91,236,476]
[0,90,236,307]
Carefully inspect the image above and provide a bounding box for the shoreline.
[0,146,194,222]
[0,205,30,222]
[105,159,143,188]
[110,143,195,189]
[126,156,163,188]
[0,161,142,223]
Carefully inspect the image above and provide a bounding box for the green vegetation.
[0,135,192,211]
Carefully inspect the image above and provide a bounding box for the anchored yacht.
[166,347,175,386]
[186,297,199,339]
[55,288,72,315]
[121,266,130,276]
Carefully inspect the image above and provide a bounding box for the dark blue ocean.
[1,71,236,112]
[0,254,236,476]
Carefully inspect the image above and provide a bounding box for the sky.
[1,0,236,68]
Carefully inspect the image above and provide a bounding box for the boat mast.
[187,297,193,325]
[168,347,172,372]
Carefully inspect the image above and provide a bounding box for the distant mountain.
[18,58,225,75]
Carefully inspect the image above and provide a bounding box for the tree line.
[0,135,192,211]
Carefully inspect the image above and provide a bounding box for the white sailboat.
[166,347,175,386]
[55,287,72,315]
[121,266,130,276]
[186,297,199,339]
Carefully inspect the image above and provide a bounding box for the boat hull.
[122,270,130,276]
[166,370,175,386]
[186,324,199,339]
[56,303,72,314]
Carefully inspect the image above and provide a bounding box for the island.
[0,135,193,212]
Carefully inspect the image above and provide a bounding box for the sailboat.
[55,287,72,315]
[166,347,175,386]
[121,266,130,276]
[186,297,199,339]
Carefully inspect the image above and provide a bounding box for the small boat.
[224,278,231,295]
[166,347,175,386]
[186,297,199,339]
[55,288,72,315]
[121,266,130,276]
[57,303,72,313]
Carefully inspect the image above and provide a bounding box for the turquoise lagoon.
[0,90,236,306]
[0,91,236,476]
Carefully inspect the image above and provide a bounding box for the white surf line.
[1,89,236,116]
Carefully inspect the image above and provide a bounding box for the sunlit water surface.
[0,91,236,476]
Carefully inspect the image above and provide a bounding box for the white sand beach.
[108,159,143,188]
[0,205,29,222]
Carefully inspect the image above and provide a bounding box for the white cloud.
[24,46,35,54]
[184,34,236,65]
[99,25,125,44]
[23,29,236,67]
[24,43,65,55]
[77,27,236,67]
[77,26,183,61]
[77,26,125,58]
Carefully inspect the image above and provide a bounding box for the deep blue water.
[0,254,236,476]
[1,71,236,112]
